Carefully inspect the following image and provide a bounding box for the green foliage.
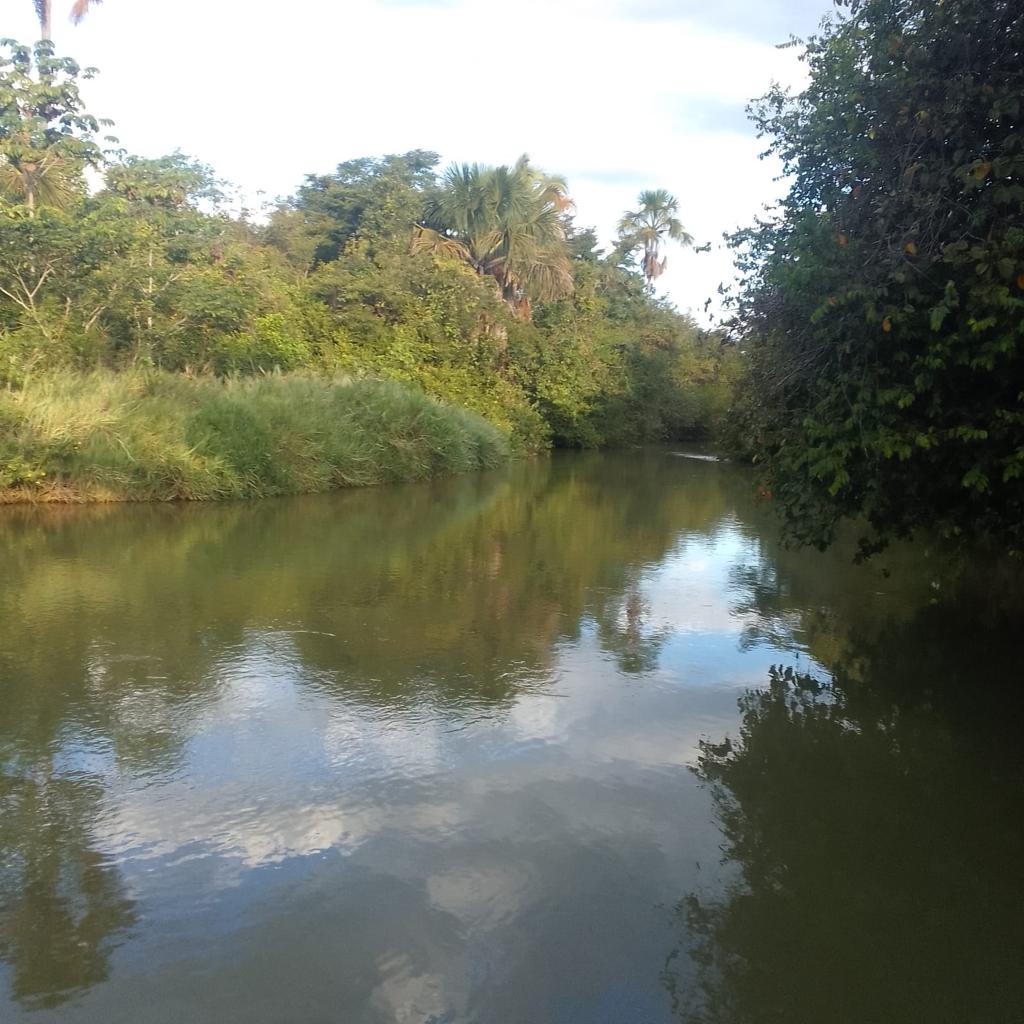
[283,150,439,266]
[0,452,46,488]
[527,247,740,447]
[0,39,740,479]
[729,0,1024,555]
[0,39,110,213]
[0,371,510,502]
[104,152,223,208]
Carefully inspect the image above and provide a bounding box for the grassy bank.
[0,372,510,503]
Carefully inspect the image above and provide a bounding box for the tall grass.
[0,371,510,503]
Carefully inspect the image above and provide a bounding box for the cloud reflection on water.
[2,451,896,1022]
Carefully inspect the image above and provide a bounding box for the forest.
[0,34,737,501]
[2,0,1022,558]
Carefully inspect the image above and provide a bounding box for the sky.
[5,0,836,320]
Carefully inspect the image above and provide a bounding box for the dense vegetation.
[728,0,1024,555]
[6,0,1022,547]
[0,38,737,504]
[0,372,508,502]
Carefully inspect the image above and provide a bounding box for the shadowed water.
[1,451,1021,1023]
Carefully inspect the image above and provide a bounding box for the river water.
[1,450,1022,1023]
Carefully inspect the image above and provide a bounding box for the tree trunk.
[38,0,52,40]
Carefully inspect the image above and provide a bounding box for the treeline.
[0,40,738,457]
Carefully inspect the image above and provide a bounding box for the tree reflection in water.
[0,770,135,1009]
[3,450,1021,1017]
[674,645,1024,1023]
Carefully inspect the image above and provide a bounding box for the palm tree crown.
[616,188,693,285]
[414,155,573,317]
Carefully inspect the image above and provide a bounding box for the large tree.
[414,155,574,317]
[281,150,439,269]
[730,0,1024,556]
[0,40,107,215]
[616,189,693,286]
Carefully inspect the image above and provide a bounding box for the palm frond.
[411,225,470,264]
[0,156,78,210]
[70,0,101,25]
[425,154,573,315]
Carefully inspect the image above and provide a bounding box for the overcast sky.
[6,0,836,320]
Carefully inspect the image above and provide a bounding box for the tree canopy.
[729,0,1024,556]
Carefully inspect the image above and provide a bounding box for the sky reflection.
[1,452,901,1023]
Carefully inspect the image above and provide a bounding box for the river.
[1,450,1021,1023]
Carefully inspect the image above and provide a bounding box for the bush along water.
[0,372,510,503]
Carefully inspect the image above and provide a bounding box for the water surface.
[1,451,1022,1023]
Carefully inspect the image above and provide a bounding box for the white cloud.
[7,0,811,316]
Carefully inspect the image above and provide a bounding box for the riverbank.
[0,371,510,503]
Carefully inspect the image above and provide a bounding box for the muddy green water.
[1,451,1022,1023]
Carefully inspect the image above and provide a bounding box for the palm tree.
[0,153,79,214]
[32,0,102,40]
[1,32,104,215]
[616,189,693,286]
[413,155,574,318]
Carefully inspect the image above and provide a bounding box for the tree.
[94,153,265,367]
[616,189,693,286]
[0,40,109,216]
[414,155,574,317]
[0,34,739,448]
[31,0,102,41]
[279,150,439,269]
[729,0,1024,556]
[104,152,224,209]
[0,205,115,349]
